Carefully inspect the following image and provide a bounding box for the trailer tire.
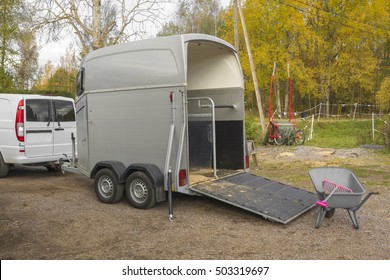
[0,152,9,178]
[95,168,124,203]
[125,171,156,209]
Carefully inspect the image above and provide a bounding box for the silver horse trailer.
[67,34,316,223]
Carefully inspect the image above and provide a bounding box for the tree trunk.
[326,58,331,118]
[275,77,282,117]
[233,1,239,53]
[284,80,289,116]
[92,0,102,50]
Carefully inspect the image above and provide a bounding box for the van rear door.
[52,99,76,156]
[24,98,53,157]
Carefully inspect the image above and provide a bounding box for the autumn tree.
[219,0,390,118]
[34,48,78,97]
[158,0,222,36]
[377,76,390,111]
[0,0,39,90]
[0,0,18,89]
[15,30,39,90]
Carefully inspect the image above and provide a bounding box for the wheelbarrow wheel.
[325,208,335,218]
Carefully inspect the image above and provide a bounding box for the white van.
[0,93,76,177]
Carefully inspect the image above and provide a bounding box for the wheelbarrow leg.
[315,207,327,229]
[347,210,360,229]
[347,192,378,230]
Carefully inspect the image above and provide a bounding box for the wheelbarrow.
[308,167,376,229]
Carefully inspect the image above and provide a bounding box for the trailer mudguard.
[123,163,165,203]
[90,161,126,182]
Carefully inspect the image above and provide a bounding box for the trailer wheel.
[0,152,9,178]
[95,168,124,203]
[125,171,156,209]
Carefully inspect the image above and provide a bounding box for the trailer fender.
[123,163,165,202]
[90,161,126,182]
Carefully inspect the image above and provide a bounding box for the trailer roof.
[84,34,237,62]
[82,34,241,93]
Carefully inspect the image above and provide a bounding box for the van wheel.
[0,152,9,178]
[125,171,156,209]
[94,168,124,203]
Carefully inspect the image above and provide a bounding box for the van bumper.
[1,146,72,165]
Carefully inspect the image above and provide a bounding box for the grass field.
[297,119,379,148]
[247,116,390,190]
[246,114,389,150]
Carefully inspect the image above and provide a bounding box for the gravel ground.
[0,147,389,260]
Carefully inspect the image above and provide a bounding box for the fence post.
[309,114,314,141]
[353,103,358,121]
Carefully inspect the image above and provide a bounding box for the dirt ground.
[0,146,389,260]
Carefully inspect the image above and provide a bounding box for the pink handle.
[316,200,328,208]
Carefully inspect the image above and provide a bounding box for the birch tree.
[158,0,221,36]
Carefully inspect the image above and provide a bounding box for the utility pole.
[233,0,239,53]
[236,0,266,133]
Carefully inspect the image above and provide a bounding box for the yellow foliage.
[377,77,390,111]
[218,0,390,113]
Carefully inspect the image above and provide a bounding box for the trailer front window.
[76,68,84,96]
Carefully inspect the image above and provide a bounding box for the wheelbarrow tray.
[308,167,365,209]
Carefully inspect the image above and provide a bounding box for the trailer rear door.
[190,172,317,224]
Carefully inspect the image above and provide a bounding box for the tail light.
[245,155,250,169]
[179,169,187,186]
[15,100,24,142]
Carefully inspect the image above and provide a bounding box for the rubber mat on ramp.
[190,172,317,224]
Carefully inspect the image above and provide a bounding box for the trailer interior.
[186,41,246,185]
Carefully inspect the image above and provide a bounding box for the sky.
[38,0,232,67]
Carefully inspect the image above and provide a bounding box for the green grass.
[298,119,375,148]
[246,114,389,150]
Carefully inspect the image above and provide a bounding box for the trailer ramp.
[190,172,317,224]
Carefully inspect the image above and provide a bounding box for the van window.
[25,99,50,122]
[53,100,75,122]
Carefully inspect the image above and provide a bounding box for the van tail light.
[245,155,250,169]
[15,100,25,142]
[179,169,187,186]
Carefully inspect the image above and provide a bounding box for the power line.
[290,0,390,32]
[280,0,389,37]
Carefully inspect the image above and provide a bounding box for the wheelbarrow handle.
[352,192,379,212]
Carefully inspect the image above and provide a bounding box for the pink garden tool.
[315,180,352,208]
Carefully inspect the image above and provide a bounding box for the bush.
[383,118,390,148]
[245,114,262,143]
